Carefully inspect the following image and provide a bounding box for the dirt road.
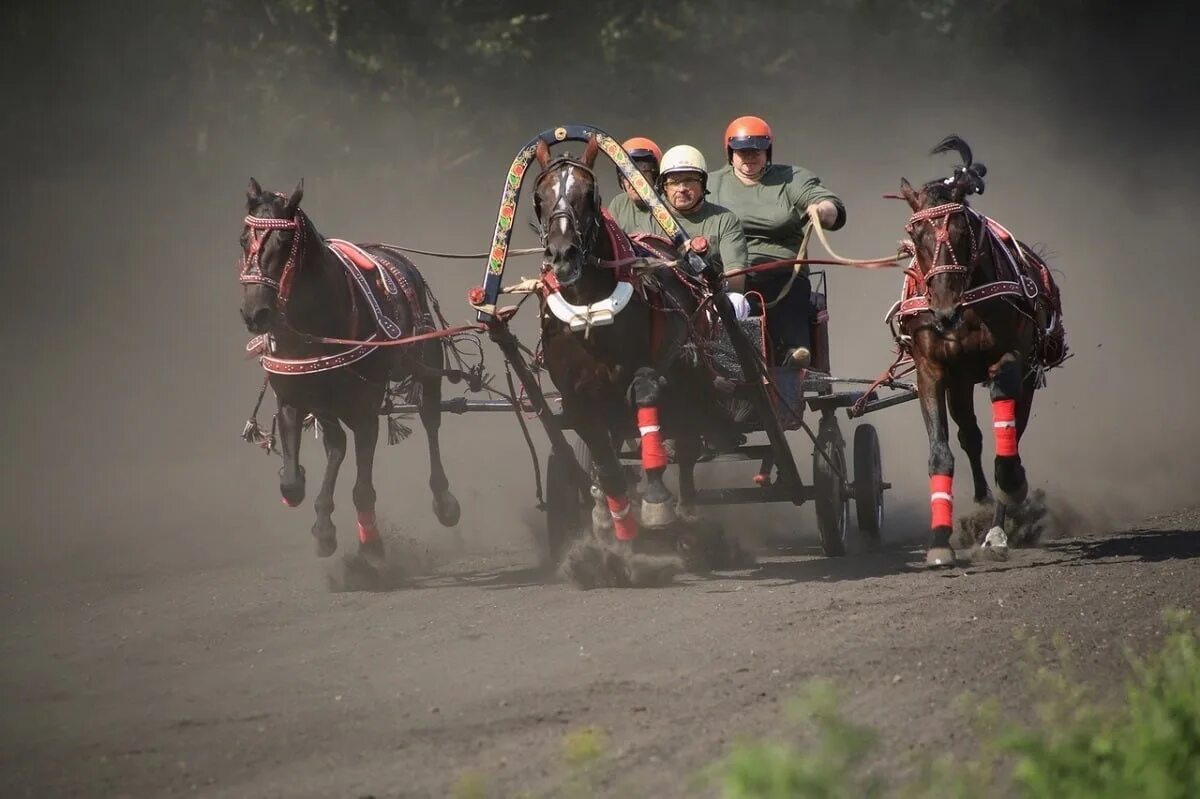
[3,504,1197,798]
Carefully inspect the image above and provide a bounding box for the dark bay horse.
[895,136,1066,566]
[239,178,460,566]
[532,138,739,558]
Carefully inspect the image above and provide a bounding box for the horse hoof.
[924,546,957,568]
[640,499,676,529]
[979,527,1010,561]
[280,484,305,507]
[983,525,1009,549]
[433,492,461,527]
[358,538,386,569]
[676,502,701,524]
[315,535,338,558]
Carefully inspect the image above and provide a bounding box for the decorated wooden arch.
[475,124,690,322]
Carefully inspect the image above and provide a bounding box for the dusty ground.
[2,502,1196,798]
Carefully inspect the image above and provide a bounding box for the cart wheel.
[853,424,884,541]
[813,416,849,557]
[544,437,593,565]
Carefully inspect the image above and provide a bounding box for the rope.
[802,206,908,267]
[296,322,487,348]
[763,217,815,309]
[368,243,543,260]
[723,206,905,282]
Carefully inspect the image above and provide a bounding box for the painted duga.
[892,136,1068,566]
[238,178,460,569]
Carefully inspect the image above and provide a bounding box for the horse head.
[532,136,603,290]
[899,135,989,330]
[240,177,306,334]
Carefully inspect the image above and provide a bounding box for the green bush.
[717,609,1200,799]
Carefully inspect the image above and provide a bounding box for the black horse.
[239,178,460,566]
[896,136,1066,566]
[531,138,739,560]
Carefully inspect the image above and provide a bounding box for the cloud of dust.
[3,10,1197,584]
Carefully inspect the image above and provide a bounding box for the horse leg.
[947,380,990,504]
[310,415,346,558]
[989,354,1028,508]
[417,366,461,527]
[578,420,637,545]
[348,412,386,567]
[918,364,956,566]
[675,434,701,522]
[628,367,675,528]
[277,403,307,508]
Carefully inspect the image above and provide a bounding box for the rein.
[721,205,906,280]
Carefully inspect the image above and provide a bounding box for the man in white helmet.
[658,144,748,277]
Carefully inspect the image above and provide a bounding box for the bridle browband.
[239,198,305,315]
[904,201,983,293]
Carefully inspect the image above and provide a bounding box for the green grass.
[717,608,1200,799]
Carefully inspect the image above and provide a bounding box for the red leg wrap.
[606,495,638,542]
[356,510,380,544]
[637,407,668,471]
[930,474,954,529]
[992,399,1018,457]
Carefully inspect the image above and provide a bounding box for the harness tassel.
[387,415,413,445]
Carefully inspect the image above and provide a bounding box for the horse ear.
[283,179,304,217]
[899,178,920,211]
[535,140,551,168]
[246,177,263,206]
[582,136,600,168]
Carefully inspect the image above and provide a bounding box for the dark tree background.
[3,0,1193,183]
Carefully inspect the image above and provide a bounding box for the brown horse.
[896,136,1066,566]
[531,138,740,562]
[239,179,460,568]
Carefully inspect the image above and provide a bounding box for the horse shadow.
[1049,527,1200,564]
[324,526,1200,593]
[702,540,928,589]
[955,526,1200,577]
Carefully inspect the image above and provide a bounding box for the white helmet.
[659,145,709,183]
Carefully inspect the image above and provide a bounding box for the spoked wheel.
[813,413,849,557]
[544,436,593,565]
[853,424,884,543]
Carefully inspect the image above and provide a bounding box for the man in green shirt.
[657,144,748,275]
[605,136,662,237]
[708,115,846,367]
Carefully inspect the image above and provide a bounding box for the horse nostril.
[936,307,961,329]
[250,307,272,330]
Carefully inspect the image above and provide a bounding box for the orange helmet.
[622,136,662,166]
[618,136,662,186]
[724,116,773,163]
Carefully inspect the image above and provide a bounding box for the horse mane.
[920,179,962,207]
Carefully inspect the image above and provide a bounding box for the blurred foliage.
[0,0,1179,177]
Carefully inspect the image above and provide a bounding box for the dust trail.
[1,5,1197,588]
